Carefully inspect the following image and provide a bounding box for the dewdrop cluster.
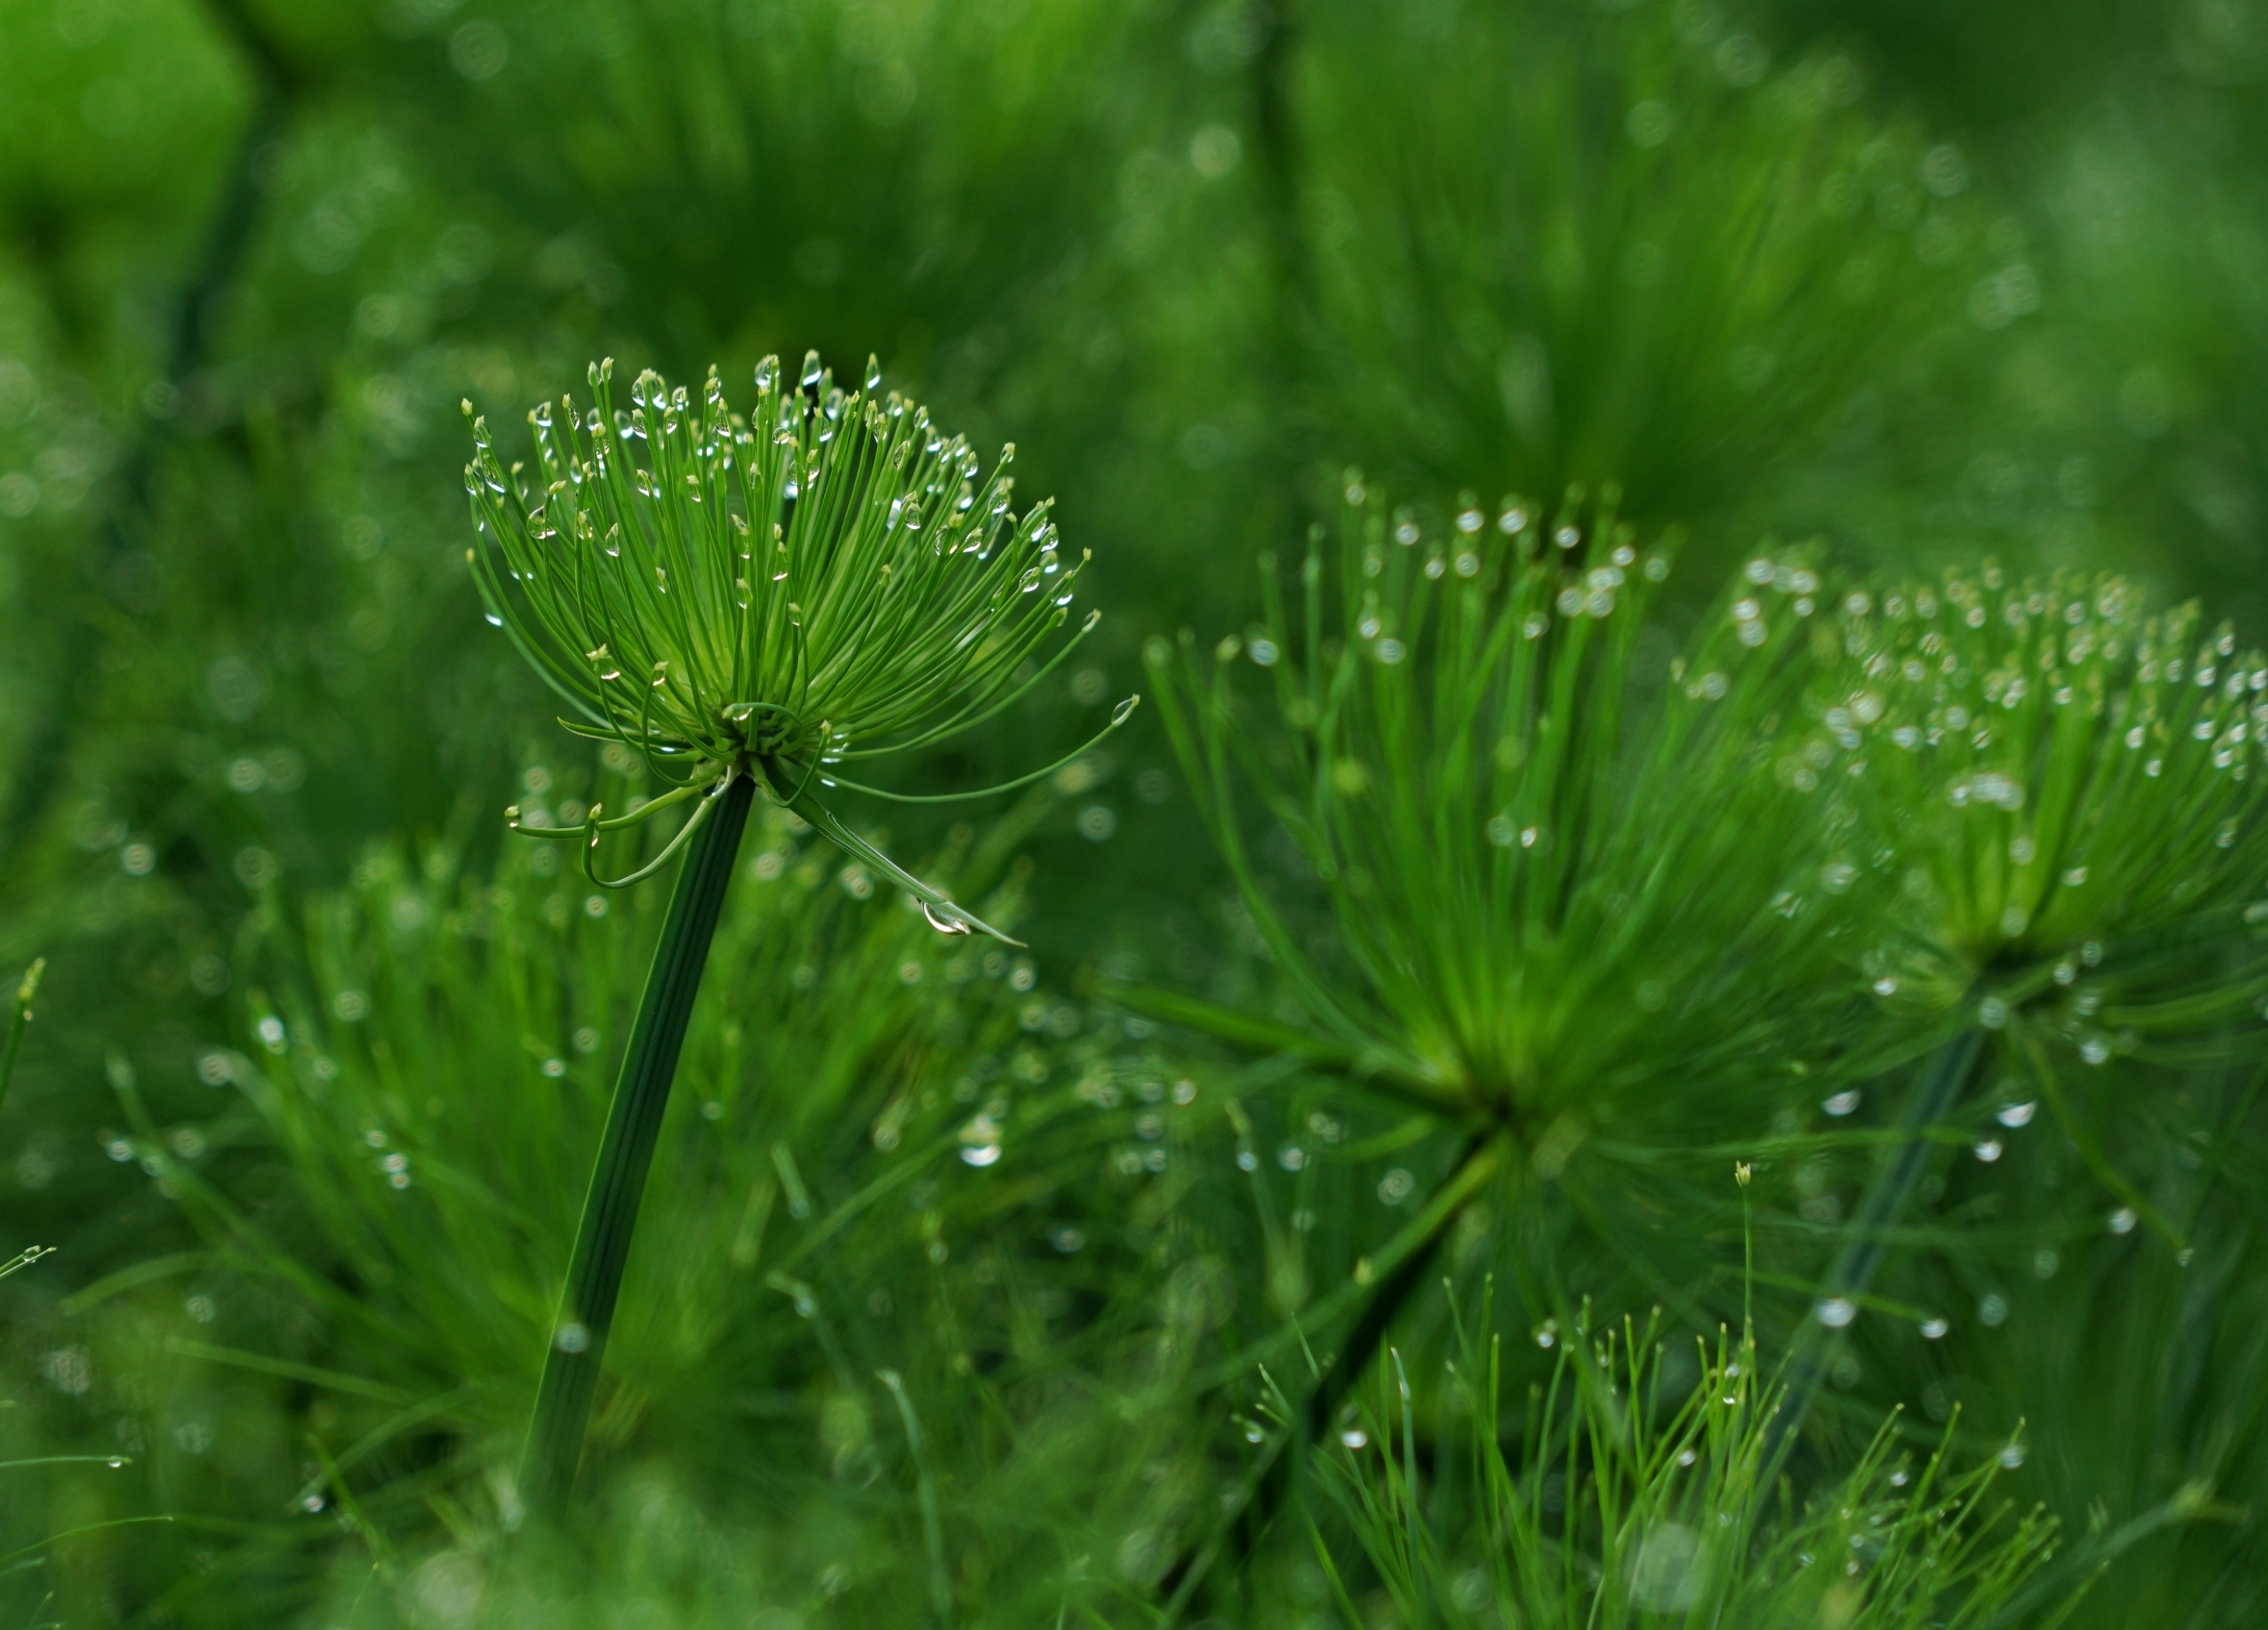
[1827,567,2268,966]
[463,355,1092,782]
[1152,485,1865,1125]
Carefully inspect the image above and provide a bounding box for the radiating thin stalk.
[519,774,755,1518]
[879,1369,954,1629]
[0,958,44,1115]
[1768,1027,1986,1467]
[1163,1129,1503,1620]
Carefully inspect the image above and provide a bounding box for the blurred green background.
[0,0,2263,1624]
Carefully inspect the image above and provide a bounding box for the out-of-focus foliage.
[2,0,2266,1625]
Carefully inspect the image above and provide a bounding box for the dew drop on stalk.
[922,903,972,936]
[1919,1317,1948,1339]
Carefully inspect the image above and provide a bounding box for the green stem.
[0,958,45,1115]
[519,773,755,1518]
[1162,1128,1503,1620]
[1768,1027,1985,1465]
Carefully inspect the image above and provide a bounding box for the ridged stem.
[1768,1026,1986,1465]
[519,773,755,1518]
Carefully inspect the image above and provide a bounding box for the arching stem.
[1163,1128,1503,1620]
[1767,1027,1986,1468]
[519,772,756,1518]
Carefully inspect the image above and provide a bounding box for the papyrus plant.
[1775,570,2268,1440]
[463,355,1129,1515]
[1143,481,1880,1580]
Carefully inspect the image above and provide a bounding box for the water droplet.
[922,903,971,936]
[554,1321,590,1354]
[755,356,778,391]
[1340,1428,1368,1449]
[1998,1444,2026,1470]
[1823,1089,1861,1116]
[1977,996,2009,1029]
[1994,1101,2036,1128]
[1973,1138,2003,1163]
[1977,1293,2008,1327]
[864,355,882,391]
[106,1456,127,1469]
[1817,1297,1857,1328]
[483,611,504,627]
[961,1143,1002,1167]
[800,351,823,389]
[1919,1317,1948,1339]
[2108,1207,2137,1235]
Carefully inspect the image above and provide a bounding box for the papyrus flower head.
[1833,568,2268,1050]
[464,355,1128,938]
[1148,481,1867,1132]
